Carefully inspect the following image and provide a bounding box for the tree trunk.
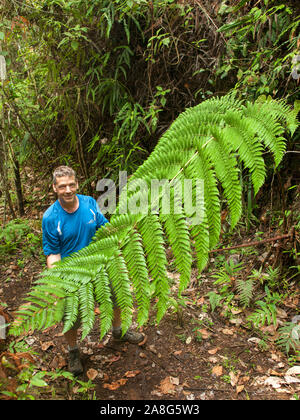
[0,167,16,221]
[12,156,25,216]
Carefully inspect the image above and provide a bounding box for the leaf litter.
[1,230,299,400]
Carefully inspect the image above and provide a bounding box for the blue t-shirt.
[42,194,108,259]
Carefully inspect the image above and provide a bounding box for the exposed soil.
[1,228,299,400]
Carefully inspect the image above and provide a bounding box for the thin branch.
[209,230,294,254]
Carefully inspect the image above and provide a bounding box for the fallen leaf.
[49,354,67,370]
[173,350,183,356]
[229,371,239,387]
[82,347,93,355]
[276,308,288,319]
[103,378,127,390]
[186,336,192,344]
[208,347,220,355]
[105,354,121,365]
[222,328,234,336]
[212,365,223,377]
[271,352,282,362]
[158,376,177,394]
[40,341,54,351]
[25,337,35,346]
[198,329,211,339]
[286,366,300,376]
[261,324,277,335]
[87,368,99,380]
[248,337,261,345]
[264,376,284,389]
[239,376,250,384]
[268,369,283,377]
[196,297,205,305]
[255,365,264,373]
[151,389,163,397]
[229,317,243,326]
[284,375,300,384]
[170,376,180,386]
[236,385,244,394]
[124,370,141,378]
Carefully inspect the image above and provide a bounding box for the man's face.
[53,176,78,205]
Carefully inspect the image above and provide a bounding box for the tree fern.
[122,229,151,326]
[9,95,298,339]
[276,322,300,354]
[92,267,114,339]
[106,250,133,334]
[62,294,79,335]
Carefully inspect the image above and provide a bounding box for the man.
[42,166,143,375]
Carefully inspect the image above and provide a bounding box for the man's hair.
[52,166,77,185]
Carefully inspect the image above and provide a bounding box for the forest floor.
[0,211,299,400]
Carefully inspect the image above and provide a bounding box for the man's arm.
[46,254,61,269]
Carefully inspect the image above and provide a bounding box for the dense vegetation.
[0,0,299,207]
[9,94,298,341]
[0,0,299,400]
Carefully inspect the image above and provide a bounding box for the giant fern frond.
[9,94,298,339]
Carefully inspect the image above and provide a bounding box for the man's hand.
[46,254,61,269]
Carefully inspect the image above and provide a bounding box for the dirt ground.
[1,241,299,401]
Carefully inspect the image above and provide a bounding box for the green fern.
[9,94,298,339]
[276,322,300,354]
[247,301,277,327]
[236,279,254,308]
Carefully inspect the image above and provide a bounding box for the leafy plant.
[206,291,223,313]
[250,266,281,290]
[0,219,31,255]
[247,286,283,327]
[217,1,300,103]
[276,322,300,354]
[236,278,254,308]
[9,94,298,340]
[211,258,244,302]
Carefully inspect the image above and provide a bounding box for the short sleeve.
[42,216,61,256]
[95,201,109,229]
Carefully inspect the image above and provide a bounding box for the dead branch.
[209,229,295,254]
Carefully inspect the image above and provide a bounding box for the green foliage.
[276,322,300,354]
[207,291,223,313]
[0,219,42,261]
[0,220,30,254]
[1,0,299,206]
[0,343,93,400]
[236,278,254,308]
[217,1,300,102]
[9,94,298,340]
[247,286,283,328]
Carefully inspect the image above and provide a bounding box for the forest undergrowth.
[0,0,300,401]
[0,176,299,400]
